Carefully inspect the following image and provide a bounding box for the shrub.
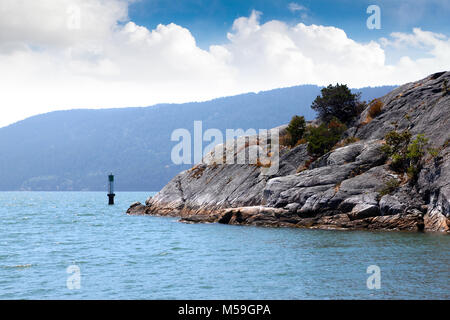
[379,178,400,196]
[311,84,362,124]
[306,124,329,156]
[407,134,428,164]
[368,99,383,118]
[286,115,306,147]
[406,166,420,180]
[295,138,307,146]
[343,136,360,144]
[355,101,368,116]
[390,153,405,172]
[279,132,293,148]
[306,118,347,156]
[382,130,429,180]
[406,134,429,180]
[381,130,411,165]
[428,148,439,158]
[381,130,411,172]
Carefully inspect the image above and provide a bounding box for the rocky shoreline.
[128,72,450,233]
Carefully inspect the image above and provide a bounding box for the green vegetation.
[305,118,347,156]
[406,134,429,179]
[311,84,364,124]
[382,130,429,180]
[407,134,428,164]
[428,148,439,158]
[379,178,400,196]
[381,130,412,171]
[285,115,306,147]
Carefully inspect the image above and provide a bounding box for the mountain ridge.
[0,84,395,191]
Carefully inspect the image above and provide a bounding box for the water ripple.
[0,191,448,299]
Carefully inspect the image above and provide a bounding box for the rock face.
[128,71,450,233]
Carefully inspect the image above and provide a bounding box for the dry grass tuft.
[368,99,384,118]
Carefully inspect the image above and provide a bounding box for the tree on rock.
[311,84,363,124]
[286,115,306,147]
[306,118,347,156]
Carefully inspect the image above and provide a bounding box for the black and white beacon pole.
[108,174,115,205]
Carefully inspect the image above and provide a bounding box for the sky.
[0,0,449,128]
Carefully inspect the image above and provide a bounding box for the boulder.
[126,202,146,215]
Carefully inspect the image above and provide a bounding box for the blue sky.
[128,0,450,49]
[0,0,449,127]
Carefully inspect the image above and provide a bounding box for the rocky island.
[128,72,450,233]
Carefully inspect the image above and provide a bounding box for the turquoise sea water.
[0,191,448,299]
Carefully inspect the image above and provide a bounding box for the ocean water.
[0,191,448,300]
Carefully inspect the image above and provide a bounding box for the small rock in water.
[126,202,146,215]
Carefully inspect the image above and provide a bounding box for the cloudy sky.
[0,0,449,128]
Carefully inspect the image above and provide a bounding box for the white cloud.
[0,3,449,127]
[0,0,128,50]
[288,2,308,20]
[288,3,307,13]
[381,28,447,49]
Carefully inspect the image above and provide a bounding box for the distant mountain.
[0,84,396,191]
